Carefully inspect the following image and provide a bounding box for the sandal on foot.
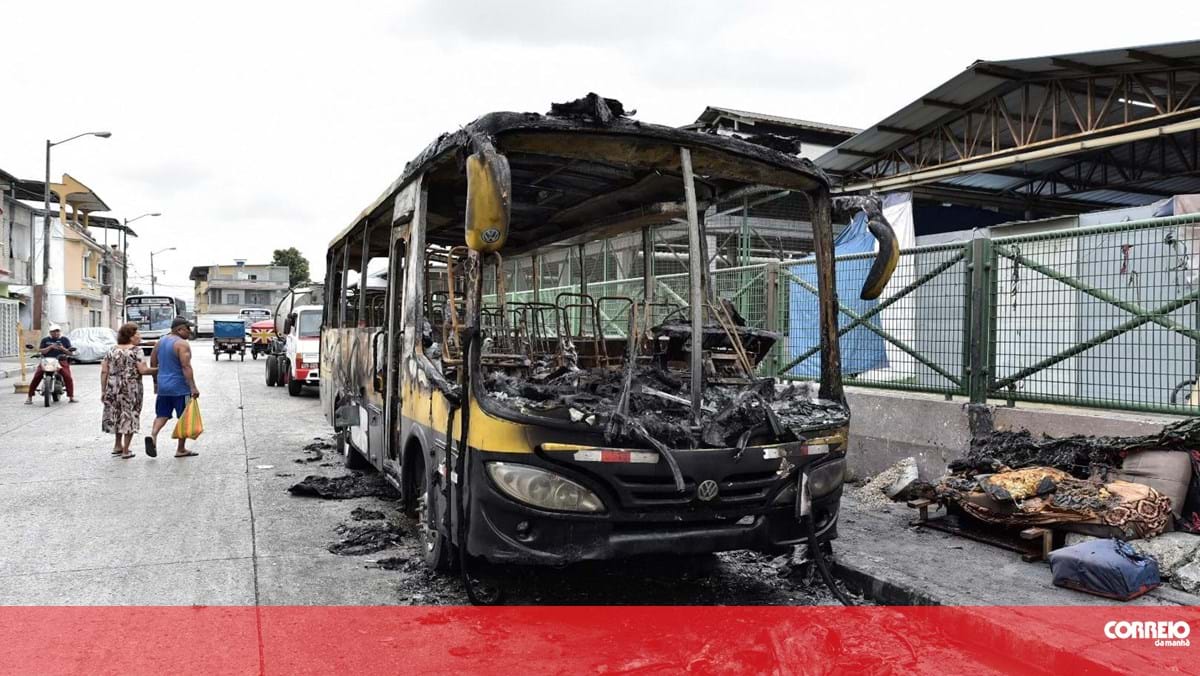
[120,452,135,459]
[111,449,123,456]
[144,437,158,458]
[175,451,199,458]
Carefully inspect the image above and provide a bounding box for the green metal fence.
[986,213,1200,414]
[775,242,970,397]
[483,211,1200,416]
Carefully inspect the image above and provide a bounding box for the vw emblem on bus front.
[696,479,719,502]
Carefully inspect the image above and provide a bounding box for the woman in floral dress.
[101,323,157,458]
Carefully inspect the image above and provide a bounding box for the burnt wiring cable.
[803,511,854,606]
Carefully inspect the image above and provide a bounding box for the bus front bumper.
[464,448,843,566]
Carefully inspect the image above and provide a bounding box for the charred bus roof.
[329,94,829,255]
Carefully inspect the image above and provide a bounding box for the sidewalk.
[0,357,35,382]
[833,493,1199,673]
[834,493,1198,606]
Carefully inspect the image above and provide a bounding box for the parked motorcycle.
[26,344,73,407]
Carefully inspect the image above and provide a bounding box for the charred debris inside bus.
[413,94,895,484]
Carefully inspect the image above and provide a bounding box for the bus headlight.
[486,462,605,513]
[807,458,846,498]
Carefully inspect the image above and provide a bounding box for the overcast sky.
[3,1,1197,298]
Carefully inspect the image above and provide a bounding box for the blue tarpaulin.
[787,212,887,378]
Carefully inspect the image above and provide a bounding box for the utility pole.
[150,246,175,294]
[40,131,111,331]
[123,212,160,303]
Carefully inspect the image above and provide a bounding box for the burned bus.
[321,95,898,583]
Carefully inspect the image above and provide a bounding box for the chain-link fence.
[775,242,970,396]
[481,195,1200,416]
[989,214,1200,413]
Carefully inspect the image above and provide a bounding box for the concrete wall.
[844,388,1180,481]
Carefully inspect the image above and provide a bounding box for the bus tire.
[416,450,454,572]
[265,356,278,386]
[276,357,290,387]
[287,378,303,397]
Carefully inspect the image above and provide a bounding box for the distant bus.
[125,295,187,353]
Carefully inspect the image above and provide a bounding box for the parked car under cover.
[68,327,117,363]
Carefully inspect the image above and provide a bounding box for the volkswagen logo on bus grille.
[696,479,719,502]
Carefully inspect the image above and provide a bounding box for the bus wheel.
[287,378,304,397]
[417,452,454,572]
[265,355,278,386]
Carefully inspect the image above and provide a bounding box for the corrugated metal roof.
[697,106,861,137]
[816,39,1200,173]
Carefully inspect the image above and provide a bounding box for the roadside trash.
[255,464,275,470]
[962,418,1200,533]
[171,399,204,440]
[937,466,1172,539]
[853,457,918,508]
[1048,538,1161,601]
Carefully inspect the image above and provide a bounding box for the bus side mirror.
[464,149,511,253]
[284,313,296,335]
[861,217,899,301]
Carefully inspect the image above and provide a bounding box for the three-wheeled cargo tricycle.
[249,319,275,360]
[213,319,247,361]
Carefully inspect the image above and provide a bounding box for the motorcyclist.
[25,324,77,404]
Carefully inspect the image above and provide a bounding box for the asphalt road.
[0,341,848,605]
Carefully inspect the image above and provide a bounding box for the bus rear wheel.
[265,355,278,386]
[287,378,303,397]
[417,451,454,572]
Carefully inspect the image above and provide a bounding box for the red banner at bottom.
[1,606,1196,674]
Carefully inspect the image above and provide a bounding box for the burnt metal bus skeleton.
[321,94,898,601]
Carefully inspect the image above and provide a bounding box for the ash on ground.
[329,521,406,556]
[295,437,333,464]
[288,473,399,500]
[351,507,386,521]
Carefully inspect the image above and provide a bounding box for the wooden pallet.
[907,499,1059,562]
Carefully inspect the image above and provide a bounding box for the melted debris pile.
[351,507,386,521]
[953,418,1200,534]
[959,417,1200,478]
[295,437,333,464]
[484,367,847,450]
[288,473,399,500]
[935,465,1171,539]
[329,521,406,556]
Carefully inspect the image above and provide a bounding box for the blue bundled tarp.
[787,212,887,378]
[213,320,246,340]
[1047,538,1161,601]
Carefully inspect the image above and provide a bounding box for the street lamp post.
[150,247,176,294]
[121,212,161,305]
[41,130,111,331]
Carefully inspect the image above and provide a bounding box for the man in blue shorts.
[146,316,201,458]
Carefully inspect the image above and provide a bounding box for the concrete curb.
[833,554,1196,673]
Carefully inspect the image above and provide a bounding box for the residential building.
[190,261,290,316]
[0,171,127,353]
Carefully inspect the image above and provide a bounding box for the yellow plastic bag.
[171,398,204,440]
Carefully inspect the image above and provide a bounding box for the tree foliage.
[127,285,145,296]
[272,247,311,287]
